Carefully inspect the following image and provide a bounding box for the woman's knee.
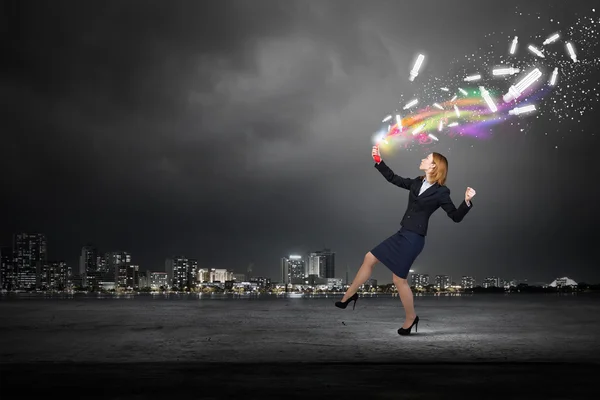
[364,252,379,266]
[393,274,408,285]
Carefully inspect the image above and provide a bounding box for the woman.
[335,145,476,336]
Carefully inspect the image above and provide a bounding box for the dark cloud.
[1,0,598,283]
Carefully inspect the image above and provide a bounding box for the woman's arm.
[374,160,415,190]
[439,187,472,222]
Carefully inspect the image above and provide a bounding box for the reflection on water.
[0,290,586,302]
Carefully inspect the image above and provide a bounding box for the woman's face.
[420,154,435,171]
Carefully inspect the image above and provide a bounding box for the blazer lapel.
[418,183,440,199]
[412,180,423,197]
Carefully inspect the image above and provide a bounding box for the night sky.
[2,0,599,284]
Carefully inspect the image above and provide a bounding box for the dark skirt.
[370,227,425,279]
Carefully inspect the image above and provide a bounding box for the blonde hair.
[421,152,448,186]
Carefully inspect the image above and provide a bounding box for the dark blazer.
[375,160,472,236]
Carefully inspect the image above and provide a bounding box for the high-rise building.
[461,276,476,289]
[188,259,198,288]
[198,268,209,283]
[46,261,71,290]
[482,277,500,288]
[212,268,233,283]
[411,273,430,288]
[165,256,190,289]
[79,245,98,289]
[139,271,150,289]
[123,265,139,289]
[280,258,289,285]
[0,246,16,290]
[150,272,169,290]
[310,248,335,278]
[281,255,304,285]
[435,275,450,290]
[197,268,233,283]
[13,233,47,289]
[96,254,109,280]
[307,253,323,277]
[105,251,132,289]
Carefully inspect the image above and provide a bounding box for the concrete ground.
[1,293,599,398]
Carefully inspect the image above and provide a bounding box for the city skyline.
[0,231,591,290]
[2,1,599,284]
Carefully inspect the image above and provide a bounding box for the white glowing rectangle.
[566,42,577,62]
[543,33,560,45]
[459,88,468,96]
[464,74,481,82]
[549,67,558,86]
[528,45,545,58]
[479,86,497,112]
[447,122,459,127]
[409,54,425,81]
[492,67,520,76]
[508,104,536,115]
[412,123,426,135]
[396,114,402,131]
[428,133,439,141]
[503,68,542,103]
[454,104,460,117]
[403,99,419,110]
[510,36,518,54]
[382,115,392,123]
[433,103,444,110]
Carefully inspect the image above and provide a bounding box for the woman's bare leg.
[393,274,417,328]
[341,252,379,302]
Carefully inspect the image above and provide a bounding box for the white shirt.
[418,178,434,196]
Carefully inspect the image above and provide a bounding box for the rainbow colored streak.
[380,86,554,149]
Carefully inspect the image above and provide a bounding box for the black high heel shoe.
[397,316,419,335]
[335,293,358,310]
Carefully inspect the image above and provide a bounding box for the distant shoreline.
[1,291,599,300]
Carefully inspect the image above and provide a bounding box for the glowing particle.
[396,114,403,132]
[454,105,460,117]
[428,133,439,141]
[447,122,459,127]
[432,103,444,110]
[459,88,468,95]
[451,95,458,102]
[441,87,450,92]
[382,115,392,123]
